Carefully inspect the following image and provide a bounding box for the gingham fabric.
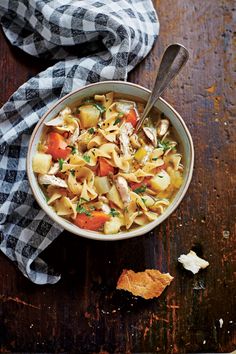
[0,0,159,284]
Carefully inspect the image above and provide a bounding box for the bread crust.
[116,269,173,299]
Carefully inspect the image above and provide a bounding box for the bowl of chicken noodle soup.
[27,81,194,240]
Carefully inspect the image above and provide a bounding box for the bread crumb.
[178,250,209,274]
[116,269,173,300]
[219,318,223,328]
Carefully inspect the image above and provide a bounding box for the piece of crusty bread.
[116,269,174,300]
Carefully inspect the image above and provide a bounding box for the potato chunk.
[149,170,170,191]
[32,153,52,174]
[104,217,122,234]
[94,176,111,194]
[79,104,100,128]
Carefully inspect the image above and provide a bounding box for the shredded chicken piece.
[116,100,134,114]
[157,119,170,137]
[143,127,157,147]
[45,107,72,127]
[142,145,154,165]
[116,100,141,122]
[116,176,131,204]
[48,162,60,175]
[68,127,80,145]
[45,116,64,127]
[101,204,111,214]
[38,174,68,188]
[98,196,109,203]
[119,123,134,157]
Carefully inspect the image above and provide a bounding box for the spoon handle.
[134,43,189,133]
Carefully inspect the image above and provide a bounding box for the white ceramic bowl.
[27,81,194,241]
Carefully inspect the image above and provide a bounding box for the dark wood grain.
[0,0,235,353]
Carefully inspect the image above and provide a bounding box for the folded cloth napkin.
[0,0,159,284]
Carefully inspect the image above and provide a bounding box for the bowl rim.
[27,80,194,241]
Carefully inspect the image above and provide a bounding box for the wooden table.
[0,1,235,353]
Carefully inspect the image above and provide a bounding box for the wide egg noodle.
[47,193,62,205]
[68,155,86,167]
[87,135,107,149]
[133,214,148,226]
[80,180,97,201]
[124,200,137,229]
[144,211,158,221]
[150,148,164,160]
[67,172,82,195]
[150,199,170,214]
[142,158,165,173]
[74,167,97,201]
[61,162,85,172]
[103,102,118,122]
[164,153,182,170]
[75,167,95,187]
[98,128,118,143]
[111,151,130,172]
[119,169,154,183]
[133,211,158,226]
[130,191,147,211]
[99,143,130,171]
[94,92,114,110]
[56,115,79,133]
[55,196,77,218]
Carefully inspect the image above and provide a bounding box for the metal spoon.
[134,43,189,133]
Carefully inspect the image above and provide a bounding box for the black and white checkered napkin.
[0,0,159,284]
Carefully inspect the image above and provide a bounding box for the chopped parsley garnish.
[68,145,77,155]
[157,174,164,178]
[118,112,124,117]
[141,198,147,204]
[83,155,90,163]
[76,197,91,215]
[94,103,106,113]
[68,145,77,154]
[109,208,120,217]
[157,140,174,152]
[76,205,91,216]
[152,157,158,161]
[114,117,121,125]
[79,197,89,204]
[70,169,75,176]
[88,127,95,134]
[82,98,94,104]
[133,185,147,194]
[58,158,64,170]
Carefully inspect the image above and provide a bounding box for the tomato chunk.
[46,132,71,160]
[129,177,150,191]
[74,211,110,231]
[99,158,114,176]
[125,109,137,127]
